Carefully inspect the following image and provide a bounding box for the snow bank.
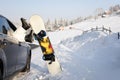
[58,31,120,80]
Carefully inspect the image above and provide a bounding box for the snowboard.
[29,15,62,75]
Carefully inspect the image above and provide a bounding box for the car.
[0,15,31,80]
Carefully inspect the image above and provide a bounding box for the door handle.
[3,40,7,46]
[0,40,7,48]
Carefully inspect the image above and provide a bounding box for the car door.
[0,16,18,75]
[16,42,28,70]
[6,18,28,70]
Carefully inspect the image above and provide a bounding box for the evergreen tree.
[53,19,58,30]
[46,19,52,30]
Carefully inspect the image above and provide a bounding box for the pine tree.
[46,19,52,31]
[65,20,68,26]
[53,19,58,30]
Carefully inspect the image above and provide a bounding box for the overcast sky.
[0,0,120,22]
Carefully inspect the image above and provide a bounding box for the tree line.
[45,4,120,31]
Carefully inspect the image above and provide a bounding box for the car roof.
[0,15,7,19]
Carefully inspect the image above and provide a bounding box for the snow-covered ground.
[13,16,120,80]
[69,16,120,32]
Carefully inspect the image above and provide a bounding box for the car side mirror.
[2,26,7,34]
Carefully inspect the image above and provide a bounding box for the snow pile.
[57,31,120,80]
[60,31,108,51]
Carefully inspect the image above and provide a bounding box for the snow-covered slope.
[48,30,82,44]
[13,16,120,80]
[68,16,120,32]
[58,31,120,80]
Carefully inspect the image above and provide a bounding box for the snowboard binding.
[34,30,55,64]
[42,54,55,64]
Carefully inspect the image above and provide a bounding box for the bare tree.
[95,8,105,16]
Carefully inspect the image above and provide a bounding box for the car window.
[0,17,5,33]
[2,25,7,34]
[0,17,15,36]
[3,18,14,32]
[6,19,17,31]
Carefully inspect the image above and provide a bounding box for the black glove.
[25,30,33,43]
[21,18,30,30]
